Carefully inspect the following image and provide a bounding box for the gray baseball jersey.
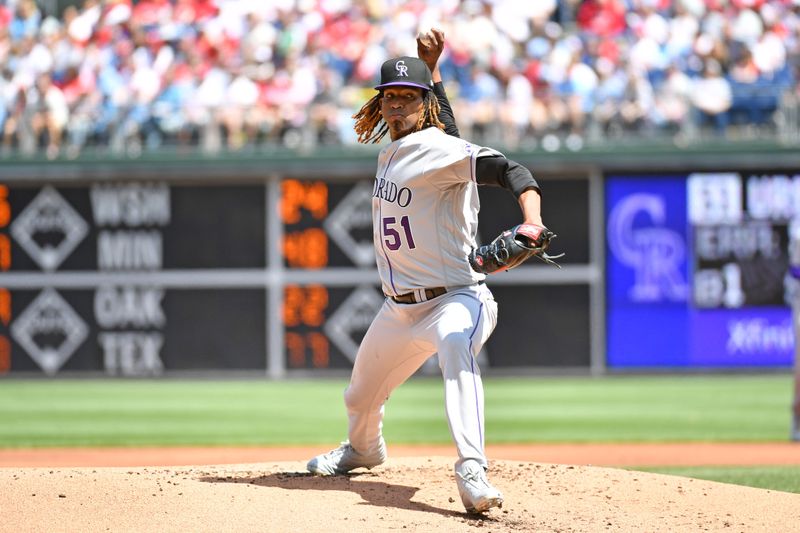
[339,125,502,469]
[372,126,503,296]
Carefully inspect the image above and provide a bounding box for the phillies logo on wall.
[395,60,408,77]
[11,186,88,271]
[10,289,89,375]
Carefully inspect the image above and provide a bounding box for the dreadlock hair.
[352,90,446,144]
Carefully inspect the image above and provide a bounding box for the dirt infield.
[3,444,800,533]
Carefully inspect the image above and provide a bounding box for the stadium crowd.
[0,0,798,158]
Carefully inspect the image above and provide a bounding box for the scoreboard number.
[690,173,795,309]
[693,263,745,308]
[687,173,742,225]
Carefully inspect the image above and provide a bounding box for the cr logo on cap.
[395,60,408,77]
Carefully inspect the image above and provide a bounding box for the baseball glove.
[469,223,563,274]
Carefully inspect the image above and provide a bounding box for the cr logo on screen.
[608,193,688,302]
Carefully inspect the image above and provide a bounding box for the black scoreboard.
[6,184,266,271]
[0,183,267,376]
[0,175,591,376]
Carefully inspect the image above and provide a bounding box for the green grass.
[0,379,349,447]
[0,374,793,447]
[636,466,800,494]
[2,375,797,493]
[406,374,794,443]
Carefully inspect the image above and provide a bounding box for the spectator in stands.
[730,48,760,84]
[308,66,344,146]
[218,65,258,151]
[619,69,654,134]
[690,58,733,135]
[29,71,68,158]
[454,63,502,143]
[499,65,535,148]
[591,57,628,137]
[0,63,15,147]
[564,50,599,137]
[148,60,196,149]
[9,0,41,42]
[576,0,627,37]
[652,64,693,135]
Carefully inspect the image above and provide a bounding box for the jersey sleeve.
[475,155,540,198]
[420,129,504,189]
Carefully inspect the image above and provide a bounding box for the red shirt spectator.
[597,38,621,64]
[174,0,218,25]
[523,59,544,90]
[131,0,172,28]
[58,66,93,107]
[731,0,766,9]
[576,0,627,37]
[260,70,292,108]
[0,4,12,28]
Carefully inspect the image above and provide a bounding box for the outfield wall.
[1,145,799,377]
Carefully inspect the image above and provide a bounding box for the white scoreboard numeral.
[693,263,745,308]
[722,263,745,308]
[694,269,723,307]
[687,173,743,225]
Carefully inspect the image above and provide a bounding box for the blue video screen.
[606,173,794,368]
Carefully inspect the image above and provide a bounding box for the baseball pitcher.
[307,29,558,513]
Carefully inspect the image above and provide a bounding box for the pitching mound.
[5,457,799,533]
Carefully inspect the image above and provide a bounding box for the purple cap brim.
[375,81,431,91]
